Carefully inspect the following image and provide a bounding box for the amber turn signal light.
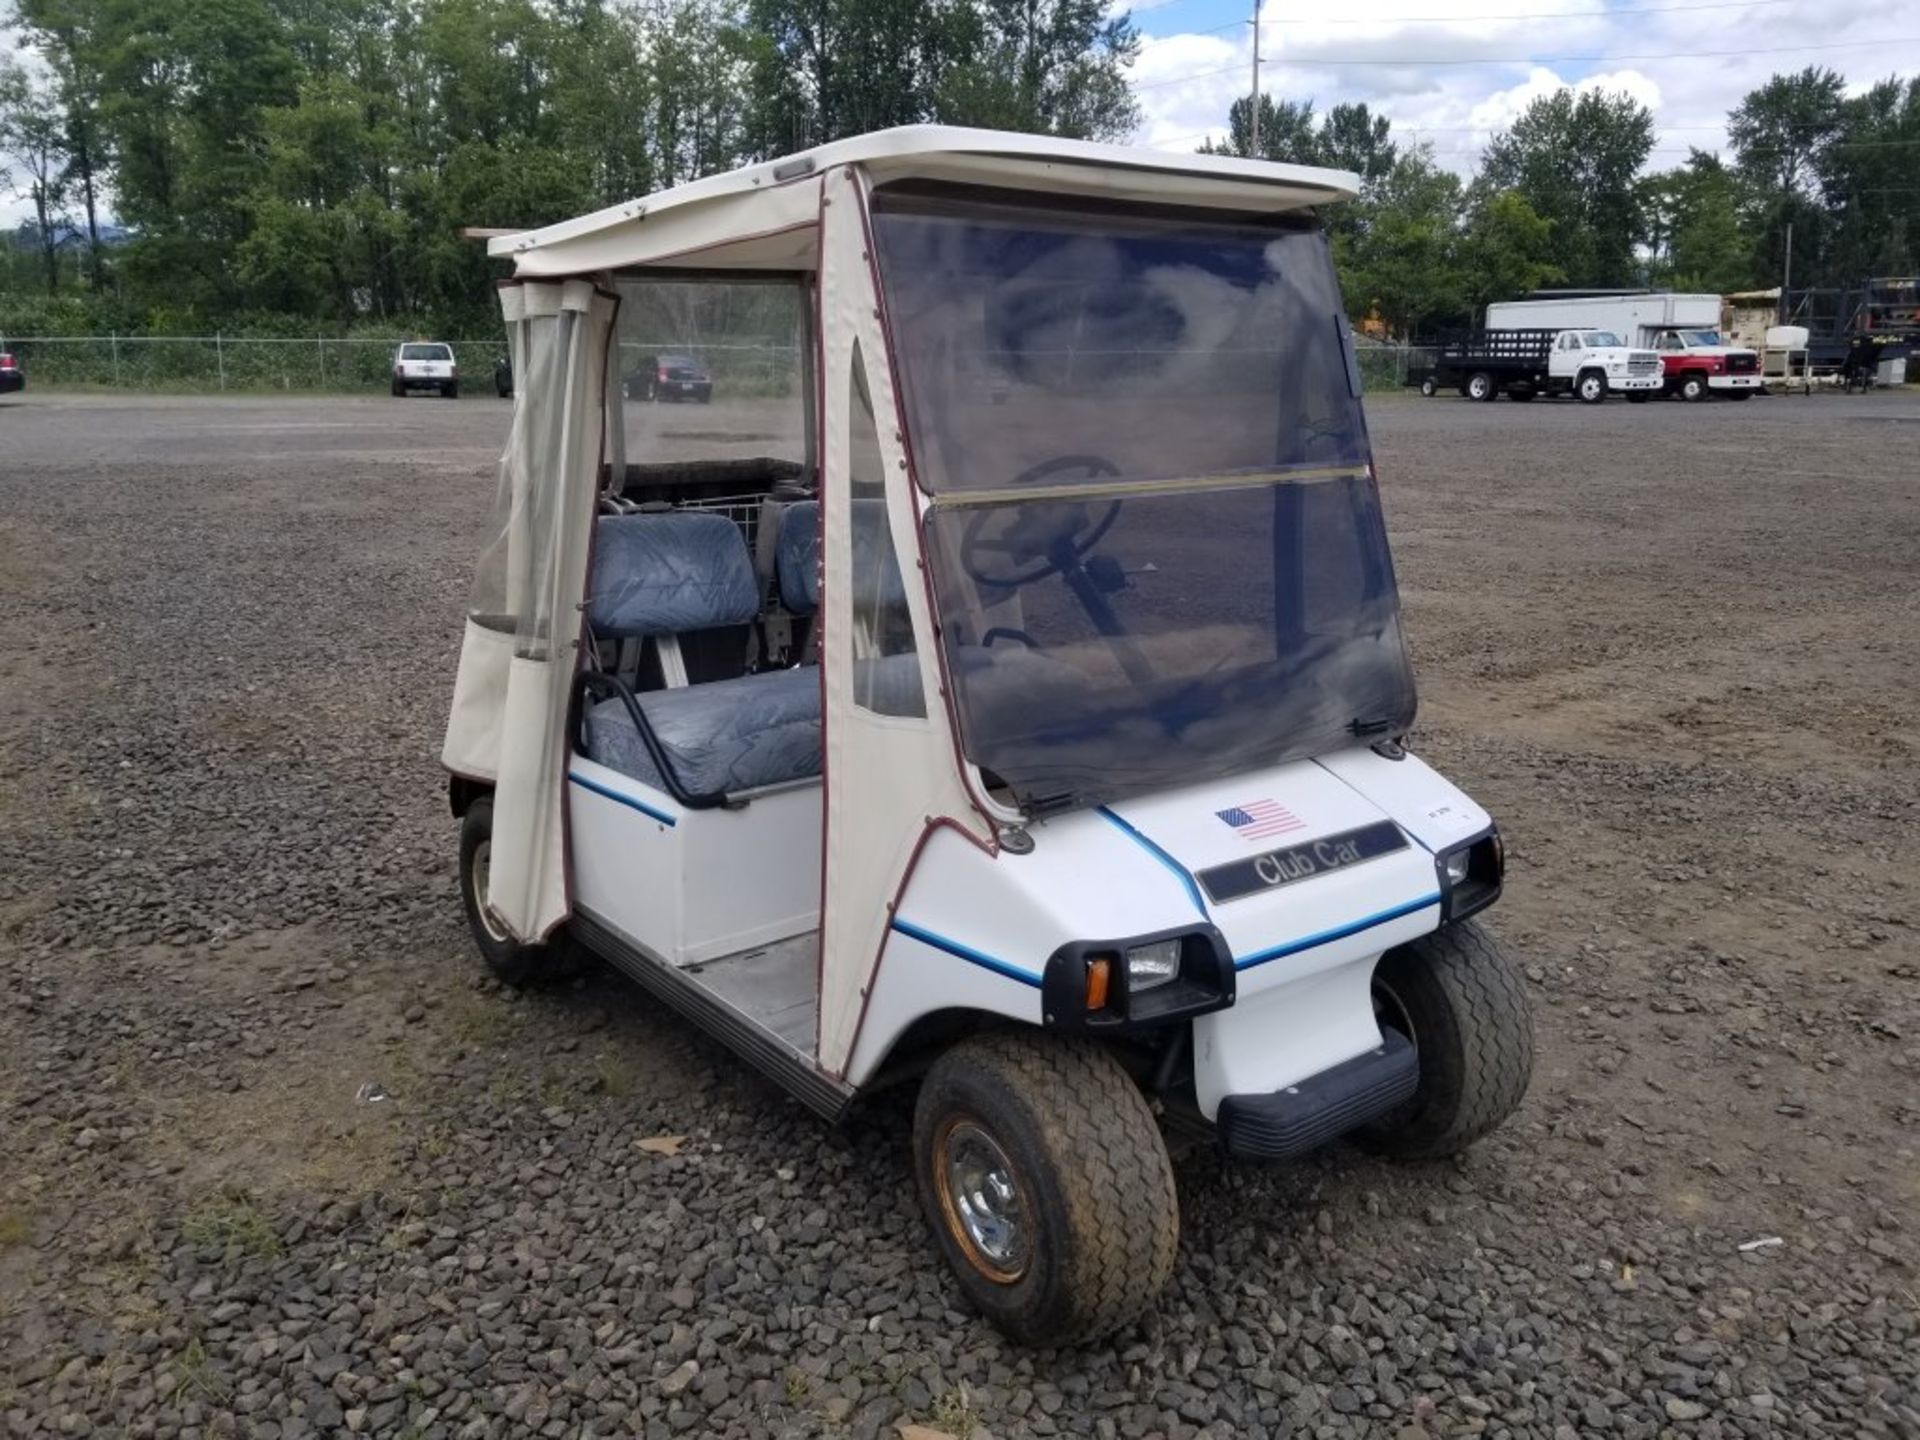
[1084,956,1111,1011]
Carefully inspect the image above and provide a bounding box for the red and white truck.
[1486,294,1762,401]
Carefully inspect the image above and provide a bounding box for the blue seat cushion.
[582,666,823,796]
[589,511,760,637]
[774,500,908,616]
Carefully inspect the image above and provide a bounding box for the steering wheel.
[960,455,1123,588]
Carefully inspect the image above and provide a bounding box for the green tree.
[1318,102,1396,186]
[1815,75,1920,284]
[0,61,73,294]
[1480,87,1655,287]
[1729,67,1845,200]
[1727,67,1847,288]
[1639,152,1755,294]
[1339,146,1467,339]
[1457,189,1561,316]
[1199,94,1319,163]
[944,0,1140,140]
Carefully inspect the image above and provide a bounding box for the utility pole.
[1248,2,1262,156]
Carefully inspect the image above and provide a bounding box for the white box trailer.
[1486,292,1721,341]
[1485,294,1762,400]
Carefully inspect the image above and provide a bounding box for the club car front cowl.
[442,126,1535,1346]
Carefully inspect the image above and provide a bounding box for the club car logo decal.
[1215,799,1306,842]
[1198,820,1409,905]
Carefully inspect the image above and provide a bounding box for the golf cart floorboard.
[569,910,853,1121]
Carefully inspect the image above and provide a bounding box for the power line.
[1133,35,1920,89]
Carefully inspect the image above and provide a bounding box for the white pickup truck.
[391,341,460,399]
[1419,327,1665,403]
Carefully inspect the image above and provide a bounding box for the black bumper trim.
[1217,1029,1418,1161]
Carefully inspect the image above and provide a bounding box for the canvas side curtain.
[441,278,618,941]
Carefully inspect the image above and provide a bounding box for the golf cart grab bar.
[570,668,737,811]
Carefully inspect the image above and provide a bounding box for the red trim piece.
[833,813,997,1080]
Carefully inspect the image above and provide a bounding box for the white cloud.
[1129,0,1920,176]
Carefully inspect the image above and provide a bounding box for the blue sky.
[1124,0,1918,174]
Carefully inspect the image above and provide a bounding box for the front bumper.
[1216,1028,1418,1160]
[1710,374,1762,390]
[1614,374,1665,392]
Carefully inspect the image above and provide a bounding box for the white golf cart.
[441,127,1533,1344]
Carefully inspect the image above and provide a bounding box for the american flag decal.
[1216,800,1307,841]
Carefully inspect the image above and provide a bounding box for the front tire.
[1678,373,1708,403]
[1355,920,1534,1159]
[1627,392,1650,404]
[1577,371,1608,405]
[913,1034,1178,1346]
[459,796,571,986]
[1420,377,1438,398]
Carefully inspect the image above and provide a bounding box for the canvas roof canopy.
[489,125,1362,278]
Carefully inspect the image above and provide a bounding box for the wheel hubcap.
[471,839,510,943]
[936,1119,1030,1283]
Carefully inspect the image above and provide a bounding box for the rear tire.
[1727,389,1752,401]
[1420,377,1438,398]
[913,1033,1178,1346]
[445,381,460,400]
[1507,387,1536,402]
[1466,371,1496,402]
[458,796,576,986]
[391,380,404,398]
[1355,920,1534,1159]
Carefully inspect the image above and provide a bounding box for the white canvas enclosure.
[451,127,1367,1069]
[442,278,617,940]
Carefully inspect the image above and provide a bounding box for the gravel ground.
[1,388,1916,1440]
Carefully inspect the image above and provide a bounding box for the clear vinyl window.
[848,340,925,718]
[870,183,1411,809]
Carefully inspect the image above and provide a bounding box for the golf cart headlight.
[1436,829,1504,922]
[1125,939,1182,992]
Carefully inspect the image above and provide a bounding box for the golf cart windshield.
[871,184,1415,811]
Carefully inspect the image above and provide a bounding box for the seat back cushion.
[775,501,821,615]
[589,512,760,637]
[775,499,909,616]
[582,666,823,796]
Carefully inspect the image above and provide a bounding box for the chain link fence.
[1353,342,1439,393]
[0,333,1437,396]
[0,335,508,392]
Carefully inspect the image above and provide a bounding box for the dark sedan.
[625,353,712,402]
